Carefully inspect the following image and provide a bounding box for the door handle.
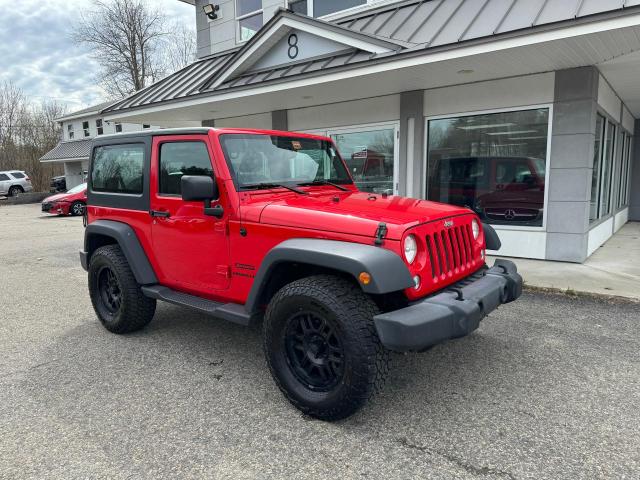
[149,210,170,218]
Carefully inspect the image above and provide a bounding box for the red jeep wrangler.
[80,128,522,420]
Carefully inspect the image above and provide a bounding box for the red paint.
[88,128,487,304]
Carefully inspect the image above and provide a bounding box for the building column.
[630,120,640,221]
[272,110,288,131]
[545,67,599,263]
[399,91,424,198]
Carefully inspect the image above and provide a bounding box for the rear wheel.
[70,201,85,216]
[8,186,23,197]
[88,245,156,334]
[263,275,389,421]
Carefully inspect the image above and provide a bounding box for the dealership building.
[95,0,639,262]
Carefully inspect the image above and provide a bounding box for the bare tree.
[0,81,65,191]
[72,0,167,97]
[163,22,197,73]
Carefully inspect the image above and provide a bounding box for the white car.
[0,170,33,197]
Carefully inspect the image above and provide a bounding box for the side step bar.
[141,285,252,326]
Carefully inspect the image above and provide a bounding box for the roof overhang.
[39,156,89,163]
[104,9,640,122]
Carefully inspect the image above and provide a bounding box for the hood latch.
[374,222,387,246]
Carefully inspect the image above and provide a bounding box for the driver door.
[149,135,230,294]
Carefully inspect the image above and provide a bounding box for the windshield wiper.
[297,180,349,191]
[241,183,308,195]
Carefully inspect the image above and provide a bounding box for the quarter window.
[10,172,25,179]
[159,142,214,195]
[236,0,262,42]
[91,144,144,194]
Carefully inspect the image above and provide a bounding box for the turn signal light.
[359,272,372,285]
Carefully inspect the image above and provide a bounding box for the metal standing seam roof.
[103,0,640,114]
[39,139,93,162]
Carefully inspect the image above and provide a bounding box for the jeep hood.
[258,191,471,240]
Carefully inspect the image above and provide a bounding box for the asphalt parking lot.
[1,203,639,480]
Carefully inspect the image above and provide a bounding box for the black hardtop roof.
[93,127,213,143]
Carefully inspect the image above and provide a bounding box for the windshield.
[67,183,86,194]
[219,134,352,189]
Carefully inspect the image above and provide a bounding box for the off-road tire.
[70,201,85,216]
[263,275,390,420]
[8,186,23,197]
[88,245,156,334]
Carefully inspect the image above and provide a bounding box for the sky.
[0,0,194,114]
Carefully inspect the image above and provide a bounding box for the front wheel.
[263,275,389,420]
[70,201,85,216]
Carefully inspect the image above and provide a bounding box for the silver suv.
[0,170,33,197]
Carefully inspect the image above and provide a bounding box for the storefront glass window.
[331,128,395,194]
[590,115,605,222]
[600,121,615,217]
[427,108,549,227]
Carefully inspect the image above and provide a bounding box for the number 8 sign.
[288,33,299,59]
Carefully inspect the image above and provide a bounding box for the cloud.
[0,0,194,113]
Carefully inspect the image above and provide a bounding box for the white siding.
[487,230,547,260]
[622,106,635,133]
[597,75,622,122]
[587,217,614,256]
[614,207,629,233]
[214,112,273,129]
[61,116,156,141]
[288,94,400,131]
[423,72,555,116]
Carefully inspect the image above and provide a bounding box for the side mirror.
[181,175,218,201]
[181,176,223,218]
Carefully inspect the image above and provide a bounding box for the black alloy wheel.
[97,266,122,315]
[284,311,345,392]
[263,275,390,420]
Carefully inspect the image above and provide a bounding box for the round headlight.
[471,219,480,240]
[403,234,417,264]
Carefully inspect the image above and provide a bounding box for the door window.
[159,142,213,195]
[0,173,9,181]
[330,127,396,194]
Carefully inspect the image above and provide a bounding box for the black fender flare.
[245,238,414,313]
[482,223,501,251]
[81,220,157,285]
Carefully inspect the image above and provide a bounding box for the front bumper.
[374,259,522,352]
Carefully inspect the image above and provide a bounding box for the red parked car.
[41,183,87,216]
[80,128,522,420]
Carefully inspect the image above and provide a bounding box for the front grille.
[425,223,474,279]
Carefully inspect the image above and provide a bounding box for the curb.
[523,284,639,304]
[0,192,50,205]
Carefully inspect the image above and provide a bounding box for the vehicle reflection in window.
[427,109,549,227]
